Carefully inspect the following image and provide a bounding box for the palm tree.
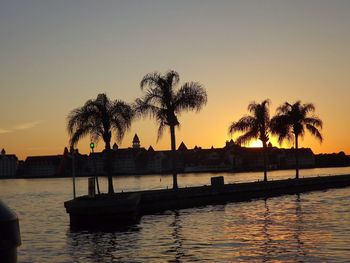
[135,70,207,189]
[67,93,133,194]
[270,101,323,179]
[228,99,271,182]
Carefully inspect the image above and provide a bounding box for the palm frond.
[236,130,258,146]
[90,130,102,145]
[156,109,169,139]
[261,99,271,108]
[69,125,94,147]
[306,124,323,142]
[271,100,323,145]
[67,106,96,134]
[134,98,163,119]
[67,93,133,148]
[111,100,134,124]
[137,70,206,142]
[157,122,166,141]
[164,70,180,88]
[228,116,256,134]
[174,82,207,113]
[275,102,292,115]
[95,93,110,108]
[142,89,164,108]
[301,103,315,116]
[270,115,293,144]
[276,128,294,145]
[247,101,258,113]
[303,116,323,129]
[110,100,134,143]
[140,72,162,90]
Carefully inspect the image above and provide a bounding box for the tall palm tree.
[135,70,207,189]
[67,93,133,194]
[270,101,323,179]
[228,99,271,182]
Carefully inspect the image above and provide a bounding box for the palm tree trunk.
[295,136,299,179]
[104,139,114,194]
[104,148,114,194]
[95,176,101,194]
[107,176,114,194]
[92,154,101,194]
[170,125,178,189]
[262,140,268,182]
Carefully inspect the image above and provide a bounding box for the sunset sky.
[1,0,350,160]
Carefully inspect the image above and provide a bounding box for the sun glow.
[248,140,263,148]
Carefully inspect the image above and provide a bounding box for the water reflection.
[168,211,184,263]
[260,195,308,262]
[69,218,141,232]
[67,226,141,263]
[261,199,273,262]
[293,194,306,262]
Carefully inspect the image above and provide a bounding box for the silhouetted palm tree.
[270,101,322,179]
[135,70,207,189]
[229,99,271,182]
[67,93,133,194]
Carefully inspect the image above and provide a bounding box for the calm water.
[1,167,350,262]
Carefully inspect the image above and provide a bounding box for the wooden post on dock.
[71,147,76,199]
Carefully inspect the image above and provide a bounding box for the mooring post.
[0,200,21,263]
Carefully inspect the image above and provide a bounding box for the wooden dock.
[64,174,350,230]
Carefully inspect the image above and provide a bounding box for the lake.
[1,167,350,262]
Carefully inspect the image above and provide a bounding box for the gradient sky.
[1,0,350,160]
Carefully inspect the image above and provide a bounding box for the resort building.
[83,136,316,175]
[0,148,18,177]
[16,134,318,177]
[23,155,62,177]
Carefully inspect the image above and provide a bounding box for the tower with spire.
[132,134,140,149]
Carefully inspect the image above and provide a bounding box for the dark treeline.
[315,152,350,167]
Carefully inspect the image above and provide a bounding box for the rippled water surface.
[1,167,350,262]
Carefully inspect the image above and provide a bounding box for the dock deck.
[64,174,350,229]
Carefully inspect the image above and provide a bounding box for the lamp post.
[90,142,95,153]
[90,142,100,194]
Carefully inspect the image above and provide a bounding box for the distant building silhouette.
[132,134,140,149]
[112,143,119,151]
[24,155,62,177]
[16,135,324,177]
[178,142,188,151]
[315,152,350,167]
[0,149,18,177]
[148,145,154,152]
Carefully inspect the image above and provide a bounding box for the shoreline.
[1,164,350,180]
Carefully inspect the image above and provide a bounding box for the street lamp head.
[90,142,95,152]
